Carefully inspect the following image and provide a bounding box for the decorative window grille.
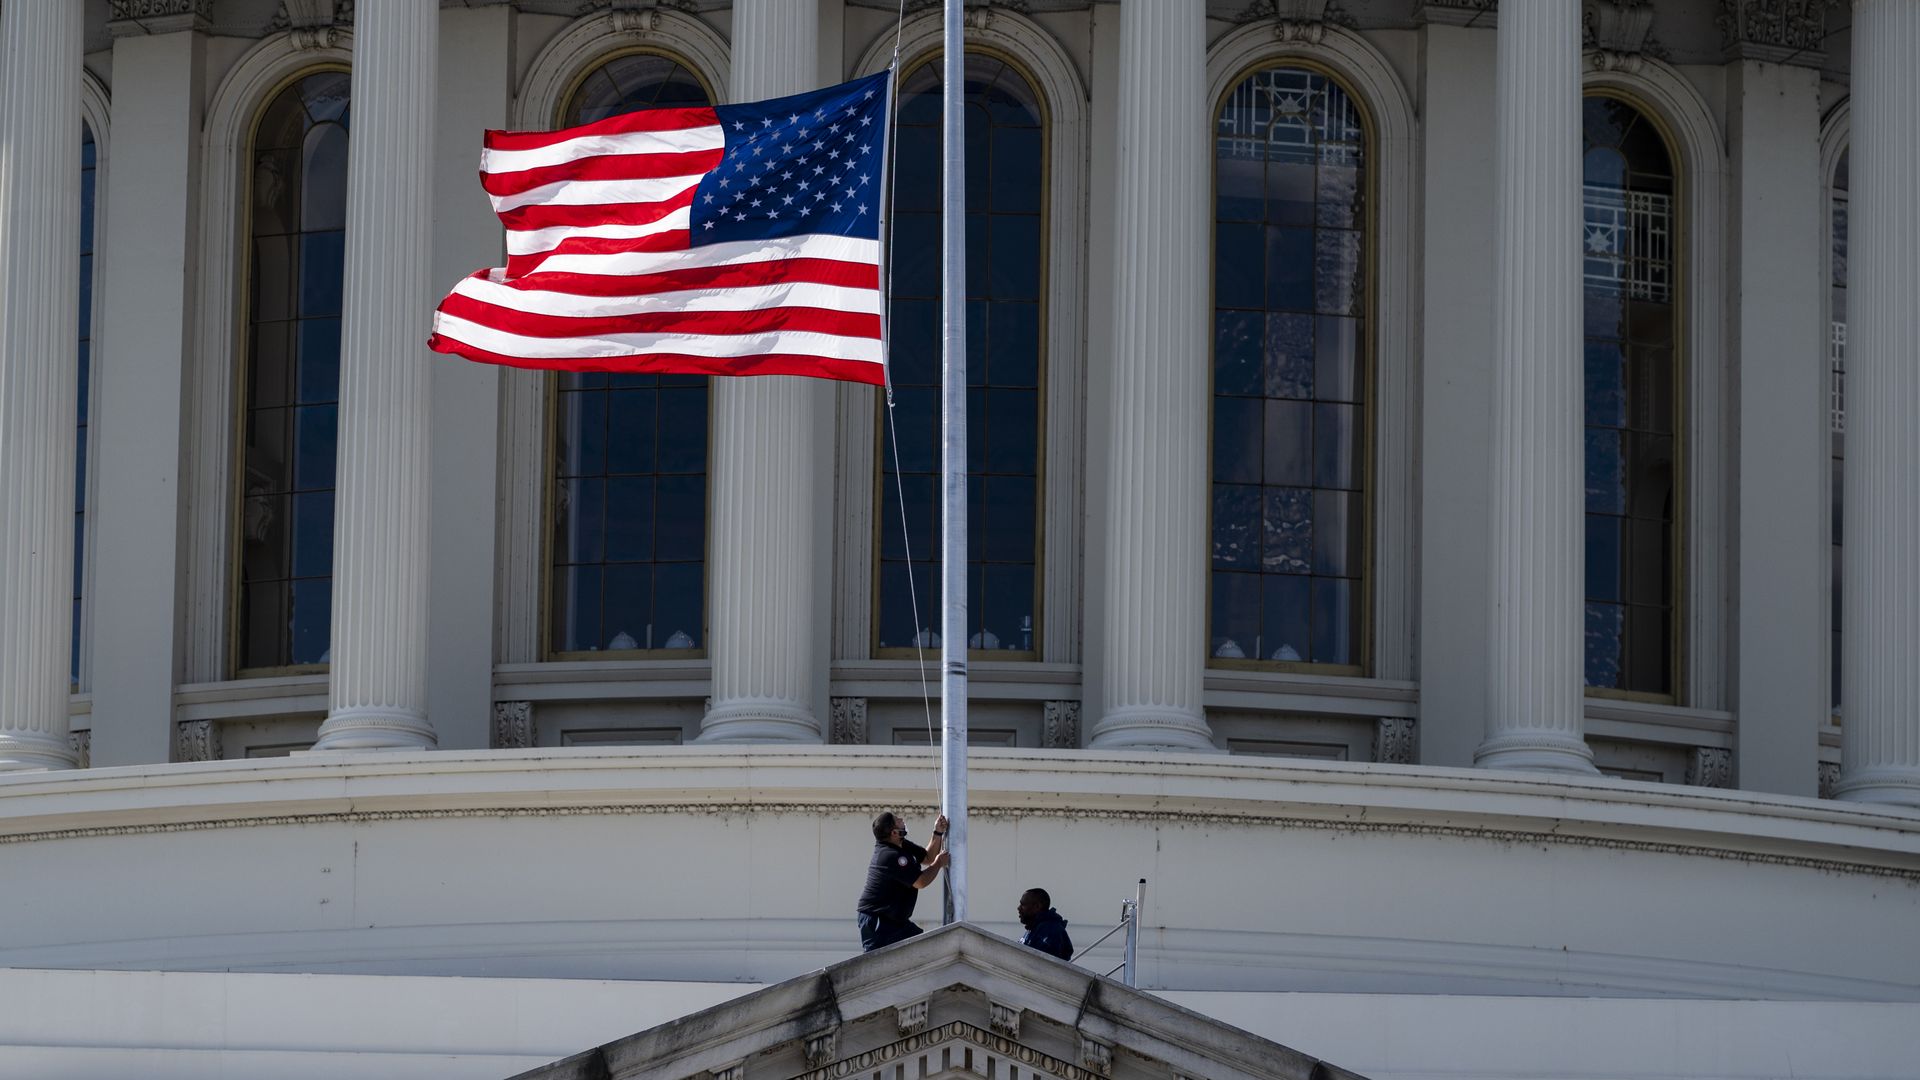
[1215,66,1363,165]
[1582,184,1671,303]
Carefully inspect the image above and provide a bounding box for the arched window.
[1830,147,1849,711]
[547,52,713,657]
[74,123,98,687]
[1209,65,1369,672]
[1581,95,1678,697]
[876,52,1045,657]
[235,70,349,673]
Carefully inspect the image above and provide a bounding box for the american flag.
[430,71,891,386]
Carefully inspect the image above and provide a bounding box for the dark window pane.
[981,475,1036,564]
[1216,222,1264,310]
[292,404,337,492]
[1586,515,1622,603]
[559,478,606,564]
[296,318,341,404]
[1628,432,1673,519]
[1626,605,1671,693]
[655,474,705,561]
[1628,517,1669,607]
[1585,341,1626,427]
[290,491,334,580]
[1310,577,1357,666]
[990,126,1042,214]
[1213,397,1262,485]
[301,122,349,231]
[1585,427,1625,514]
[606,388,660,475]
[894,127,939,212]
[893,211,940,298]
[988,301,1039,388]
[1210,571,1260,659]
[657,384,707,473]
[1266,160,1315,226]
[1311,489,1359,577]
[1212,484,1260,570]
[989,214,1041,300]
[242,582,288,670]
[250,322,294,409]
[984,388,1038,475]
[1263,487,1312,574]
[1314,229,1362,316]
[1264,312,1314,399]
[1583,291,1624,340]
[1585,602,1625,688]
[1217,156,1264,222]
[1265,225,1314,311]
[654,562,703,649]
[1261,573,1311,663]
[289,577,331,665]
[1314,316,1362,404]
[240,493,289,584]
[298,231,345,317]
[1263,399,1311,487]
[252,236,296,322]
[604,476,656,562]
[552,565,601,653]
[892,387,937,473]
[877,560,936,649]
[1630,345,1674,434]
[252,149,300,235]
[890,298,939,386]
[1215,311,1263,397]
[558,391,607,477]
[975,562,1034,651]
[246,408,291,494]
[1316,161,1361,230]
[1313,403,1360,490]
[600,563,653,650]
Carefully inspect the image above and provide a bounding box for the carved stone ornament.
[988,1000,1021,1038]
[1220,0,1355,40]
[268,0,354,50]
[1414,0,1497,27]
[175,719,223,763]
[803,1028,839,1068]
[609,0,695,35]
[1042,700,1080,750]
[69,730,92,770]
[493,701,535,750]
[1818,761,1841,800]
[1584,0,1663,70]
[896,999,929,1035]
[1686,746,1734,789]
[1078,1033,1113,1074]
[1373,717,1415,766]
[108,0,214,36]
[829,697,869,746]
[1716,0,1840,64]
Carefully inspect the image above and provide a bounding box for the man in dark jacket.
[1016,888,1072,961]
[856,811,949,952]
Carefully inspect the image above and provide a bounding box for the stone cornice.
[1717,0,1842,65]
[0,749,1915,876]
[1414,0,1496,28]
[107,0,212,37]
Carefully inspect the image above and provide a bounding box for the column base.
[698,699,821,743]
[0,730,78,771]
[313,706,437,751]
[1088,706,1220,752]
[1473,731,1598,774]
[1831,767,1920,808]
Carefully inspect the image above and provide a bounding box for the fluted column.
[315,1,438,750]
[1475,1,1596,773]
[1088,0,1214,751]
[1837,0,1920,806]
[699,0,825,742]
[0,3,83,771]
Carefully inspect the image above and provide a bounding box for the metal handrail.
[1073,879,1146,988]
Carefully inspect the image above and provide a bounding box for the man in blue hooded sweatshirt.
[1016,888,1072,961]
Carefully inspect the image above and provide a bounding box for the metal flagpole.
[939,0,969,925]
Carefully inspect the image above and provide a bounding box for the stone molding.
[108,0,213,36]
[895,998,928,1035]
[1717,0,1841,65]
[1414,0,1496,27]
[791,1021,1103,1080]
[1687,746,1734,789]
[802,1026,838,1067]
[174,720,222,763]
[1042,700,1080,749]
[1819,761,1841,800]
[829,697,868,746]
[493,701,535,750]
[269,0,352,50]
[1078,1032,1113,1074]
[68,731,91,771]
[1373,717,1415,765]
[989,999,1022,1037]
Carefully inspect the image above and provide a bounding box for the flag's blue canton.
[691,71,891,247]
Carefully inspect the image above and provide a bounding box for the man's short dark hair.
[1022,887,1050,908]
[872,812,899,842]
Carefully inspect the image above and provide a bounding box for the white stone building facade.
[0,1,1918,1077]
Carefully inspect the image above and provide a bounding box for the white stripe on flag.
[454,275,882,318]
[530,233,881,277]
[506,206,693,257]
[490,174,707,214]
[434,311,886,365]
[481,125,724,175]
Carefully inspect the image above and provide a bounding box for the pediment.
[510,923,1366,1080]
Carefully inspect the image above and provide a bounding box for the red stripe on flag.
[498,188,697,234]
[429,333,886,386]
[436,291,881,340]
[504,231,693,279]
[484,107,720,151]
[497,257,881,299]
[481,149,724,198]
